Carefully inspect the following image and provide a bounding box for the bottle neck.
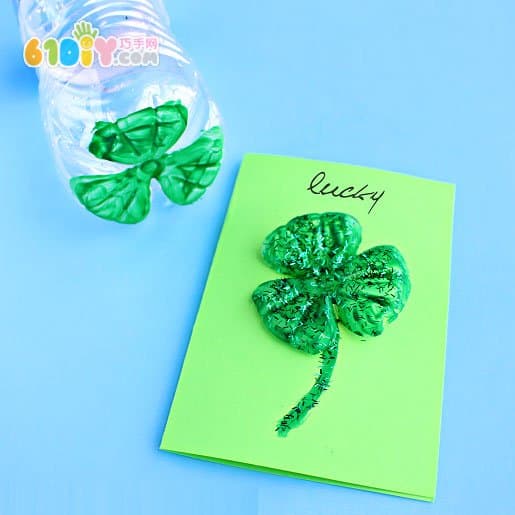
[17,0,170,42]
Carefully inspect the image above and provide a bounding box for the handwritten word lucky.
[307,171,385,214]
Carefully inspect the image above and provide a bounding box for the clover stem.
[276,340,339,437]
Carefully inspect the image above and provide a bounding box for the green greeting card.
[161,154,455,501]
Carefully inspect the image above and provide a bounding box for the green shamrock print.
[252,212,411,436]
[70,100,223,224]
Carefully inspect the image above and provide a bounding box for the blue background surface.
[1,1,514,513]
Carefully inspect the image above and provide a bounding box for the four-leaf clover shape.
[252,212,411,436]
[71,101,223,223]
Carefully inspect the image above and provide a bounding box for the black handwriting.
[307,171,385,214]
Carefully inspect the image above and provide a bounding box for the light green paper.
[161,154,455,501]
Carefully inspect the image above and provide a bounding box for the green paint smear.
[70,100,223,224]
[252,212,411,436]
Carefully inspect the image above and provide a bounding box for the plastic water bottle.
[14,0,222,222]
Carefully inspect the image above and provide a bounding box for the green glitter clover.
[252,212,411,437]
[70,101,223,223]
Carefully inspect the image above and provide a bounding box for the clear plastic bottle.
[14,0,222,218]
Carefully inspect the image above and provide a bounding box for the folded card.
[161,154,455,501]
